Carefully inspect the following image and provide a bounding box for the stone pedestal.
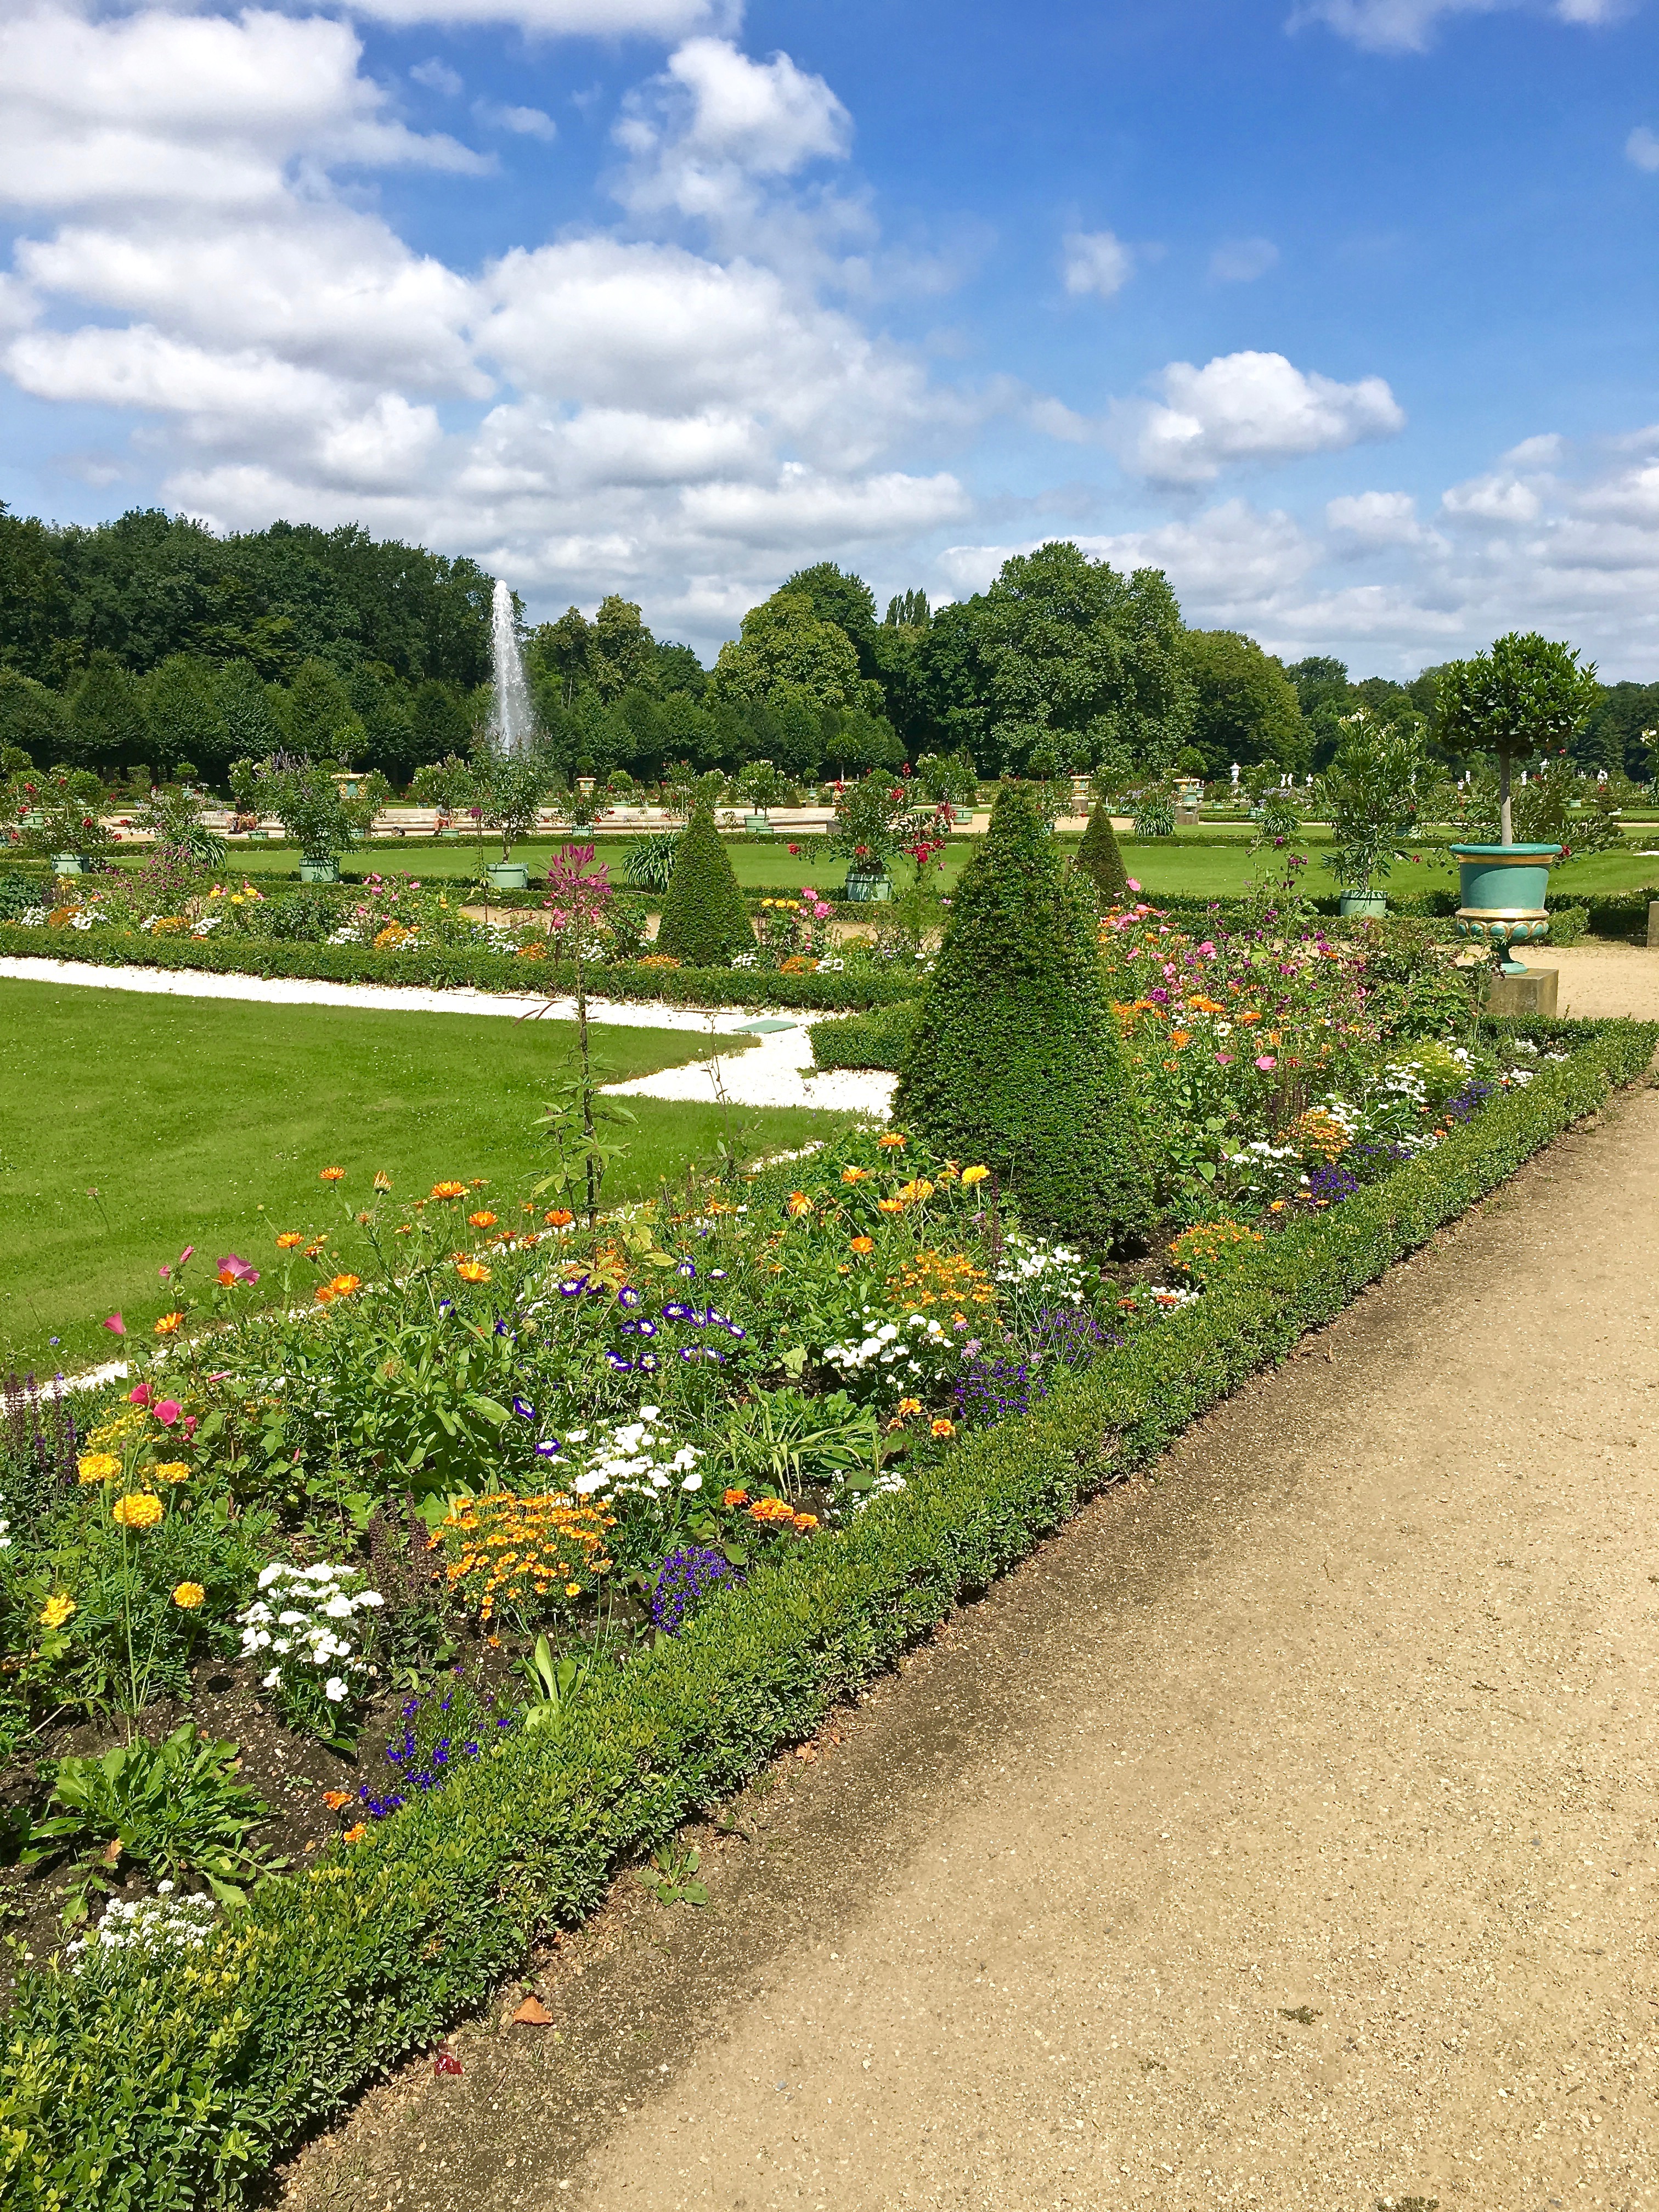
[1485,966,1559,1018]
[1647,899,1659,950]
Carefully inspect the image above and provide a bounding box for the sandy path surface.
[284,1068,1659,2212]
[1528,944,1659,1020]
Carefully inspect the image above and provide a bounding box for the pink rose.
[153,1399,182,1426]
[128,1383,153,1407]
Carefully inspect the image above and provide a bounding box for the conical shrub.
[894,782,1148,1244]
[1075,800,1130,906]
[653,806,755,967]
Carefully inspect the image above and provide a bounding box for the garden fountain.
[488,578,535,756]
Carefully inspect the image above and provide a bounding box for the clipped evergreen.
[652,805,755,967]
[894,782,1149,1244]
[1074,800,1130,906]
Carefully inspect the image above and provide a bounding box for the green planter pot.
[743,814,775,836]
[1450,843,1560,969]
[298,856,340,884]
[484,861,529,891]
[438,826,461,842]
[843,870,892,904]
[50,854,92,876]
[1337,890,1387,919]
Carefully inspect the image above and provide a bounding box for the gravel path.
[282,1060,1659,2212]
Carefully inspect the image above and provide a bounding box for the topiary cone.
[653,805,756,968]
[1075,800,1130,906]
[894,782,1149,1245]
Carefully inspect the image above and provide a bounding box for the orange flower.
[895,1397,922,1418]
[792,1513,819,1533]
[876,1132,906,1149]
[322,1789,352,1810]
[1170,1030,1191,1048]
[112,1491,163,1530]
[722,1487,749,1507]
[849,1235,873,1255]
[432,1180,467,1200]
[342,1822,369,1845]
[373,1171,393,1193]
[787,1191,814,1218]
[544,1208,574,1228]
[877,1197,906,1215]
[467,1210,498,1229]
[455,1259,491,1284]
[314,1285,337,1306]
[894,1178,934,1205]
[276,1232,304,1249]
[930,1418,956,1439]
[748,1497,797,1523]
[840,1166,870,1184]
[328,1273,362,1297]
[319,1166,346,1183]
[153,1311,184,1336]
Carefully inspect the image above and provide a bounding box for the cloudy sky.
[2,0,1658,674]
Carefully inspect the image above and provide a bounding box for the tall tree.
[66,652,146,770]
[1182,629,1306,775]
[590,596,657,702]
[144,653,227,772]
[709,589,862,713]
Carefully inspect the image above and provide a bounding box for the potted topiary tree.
[737,757,787,836]
[1436,631,1598,969]
[12,769,111,874]
[471,743,552,890]
[1318,718,1424,918]
[825,770,924,902]
[894,782,1149,1245]
[253,755,385,881]
[653,805,755,966]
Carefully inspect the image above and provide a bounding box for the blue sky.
[3,0,1658,674]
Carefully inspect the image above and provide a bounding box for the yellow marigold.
[894,1178,934,1205]
[112,1491,163,1531]
[959,1164,990,1187]
[455,1259,491,1284]
[786,1191,814,1218]
[276,1231,304,1249]
[849,1235,874,1255]
[792,1514,819,1534]
[151,1462,191,1485]
[722,1487,749,1507]
[841,1166,870,1183]
[171,1581,206,1609]
[467,1210,498,1229]
[319,1166,346,1182]
[432,1181,467,1200]
[39,1592,75,1629]
[77,1451,122,1485]
[876,1132,906,1149]
[895,1397,922,1418]
[153,1311,184,1336]
[931,1418,956,1439]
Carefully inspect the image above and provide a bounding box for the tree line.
[1,501,1652,788]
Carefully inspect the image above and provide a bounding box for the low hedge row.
[809,997,922,1072]
[2,1014,1652,2212]
[0,927,920,1014]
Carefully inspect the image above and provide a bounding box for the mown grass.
[0,983,854,1377]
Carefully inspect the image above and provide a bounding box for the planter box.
[484,861,529,891]
[298,858,340,884]
[1337,890,1387,919]
[743,815,775,836]
[843,871,892,904]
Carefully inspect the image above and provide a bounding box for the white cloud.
[1210,236,1279,283]
[1627,125,1659,170]
[411,59,464,95]
[1109,350,1404,483]
[1061,230,1133,301]
[1292,0,1630,53]
[1440,469,1543,521]
[475,100,557,139]
[346,0,727,32]
[1325,488,1429,543]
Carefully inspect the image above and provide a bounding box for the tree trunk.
[1498,752,1514,847]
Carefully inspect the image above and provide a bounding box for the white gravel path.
[0,953,896,1117]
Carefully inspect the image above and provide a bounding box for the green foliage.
[7,767,111,858]
[895,783,1149,1244]
[709,589,862,713]
[1183,628,1306,775]
[825,768,926,877]
[0,671,69,765]
[1436,631,1600,768]
[623,828,681,891]
[0,1020,1648,2211]
[470,743,551,860]
[251,757,385,863]
[22,1724,280,1918]
[1074,802,1130,903]
[1132,787,1176,839]
[284,661,363,761]
[143,657,227,775]
[1319,720,1426,892]
[653,806,755,966]
[66,653,146,770]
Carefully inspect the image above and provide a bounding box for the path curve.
[283,1075,1659,2212]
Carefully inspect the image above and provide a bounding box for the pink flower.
[128,1383,153,1407]
[1255,1054,1277,1071]
[1215,1053,1234,1065]
[153,1399,182,1427]
[1126,878,1141,893]
[103,1312,126,1336]
[178,1246,194,1266]
[216,1254,259,1284]
[158,1265,171,1282]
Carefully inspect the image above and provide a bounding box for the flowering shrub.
[238,1561,384,1739]
[1168,1221,1266,1283]
[432,1492,615,1626]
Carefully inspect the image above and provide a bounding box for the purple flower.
[534,1438,562,1458]
[607,1350,634,1371]
[637,1352,659,1372]
[559,1275,589,1299]
[650,1544,742,1634]
[662,1300,695,1322]
[675,1259,697,1278]
[618,1285,643,1308]
[512,1396,536,1420]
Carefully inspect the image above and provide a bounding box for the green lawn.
[0,984,854,1378]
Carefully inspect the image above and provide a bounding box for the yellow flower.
[787,1191,814,1218]
[153,1311,184,1336]
[151,1462,191,1485]
[877,1197,906,1215]
[112,1491,163,1531]
[565,1582,580,1597]
[319,1166,346,1183]
[896,1397,922,1418]
[456,1259,491,1284]
[876,1132,906,1149]
[895,1178,934,1205]
[930,1418,956,1439]
[840,1166,870,1183]
[373,1171,393,1193]
[276,1231,304,1249]
[171,1582,206,1610]
[39,1592,75,1630]
[77,1451,122,1485]
[960,1165,990,1187]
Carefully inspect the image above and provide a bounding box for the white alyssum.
[567,1407,702,1501]
[66,1882,218,1972]
[239,1560,384,1702]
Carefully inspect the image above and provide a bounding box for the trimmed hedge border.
[0,927,919,1014]
[1,1015,1652,2212]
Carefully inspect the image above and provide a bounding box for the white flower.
[640,1404,662,1421]
[681,1471,703,1491]
[262,1667,281,1688]
[324,1677,348,1703]
[321,1595,354,1619]
[257,1564,285,1589]
[356,1590,385,1608]
[276,1609,306,1626]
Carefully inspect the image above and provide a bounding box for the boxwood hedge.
[0,1015,1652,2212]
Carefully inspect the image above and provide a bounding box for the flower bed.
[0,1013,1651,2209]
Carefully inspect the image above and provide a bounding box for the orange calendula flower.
[319,1166,346,1183]
[930,1418,956,1439]
[877,1197,906,1215]
[153,1311,184,1336]
[455,1259,491,1284]
[544,1208,574,1228]
[328,1273,362,1297]
[786,1191,814,1218]
[112,1491,163,1530]
[467,1210,498,1229]
[342,1822,369,1845]
[276,1232,304,1249]
[840,1166,870,1183]
[432,1181,467,1200]
[314,1285,336,1306]
[849,1235,874,1256]
[1170,1030,1191,1048]
[171,1581,205,1609]
[322,1789,352,1810]
[876,1132,906,1149]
